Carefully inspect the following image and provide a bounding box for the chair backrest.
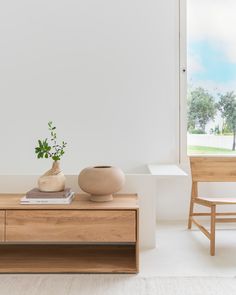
[190,156,236,182]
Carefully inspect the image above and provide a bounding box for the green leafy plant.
[217,92,236,150]
[35,121,67,161]
[187,87,216,133]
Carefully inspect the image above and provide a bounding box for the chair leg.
[188,199,194,229]
[188,182,197,229]
[210,205,216,256]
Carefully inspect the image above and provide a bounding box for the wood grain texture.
[188,182,198,229]
[0,244,137,273]
[193,212,236,216]
[194,198,212,207]
[6,210,136,242]
[0,194,139,273]
[0,194,138,210]
[135,208,139,273]
[0,211,4,242]
[210,205,216,256]
[190,156,236,182]
[189,156,236,256]
[197,197,236,205]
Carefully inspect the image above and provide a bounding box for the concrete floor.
[139,221,236,277]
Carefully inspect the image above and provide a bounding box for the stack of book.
[20,188,75,205]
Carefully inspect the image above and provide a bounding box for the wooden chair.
[188,156,236,256]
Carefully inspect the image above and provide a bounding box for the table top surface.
[0,193,139,210]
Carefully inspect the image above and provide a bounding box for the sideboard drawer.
[6,210,136,242]
[0,211,4,242]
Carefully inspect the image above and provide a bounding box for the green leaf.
[36,121,66,161]
[52,155,60,161]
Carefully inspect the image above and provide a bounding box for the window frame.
[179,0,187,164]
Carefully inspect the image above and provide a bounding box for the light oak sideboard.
[0,194,139,273]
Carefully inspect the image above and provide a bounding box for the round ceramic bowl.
[78,166,125,202]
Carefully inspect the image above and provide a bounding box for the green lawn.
[188,145,236,154]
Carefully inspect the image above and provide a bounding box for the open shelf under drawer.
[0,244,138,273]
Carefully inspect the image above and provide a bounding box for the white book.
[20,192,75,205]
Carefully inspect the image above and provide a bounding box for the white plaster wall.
[0,0,179,174]
[0,0,182,250]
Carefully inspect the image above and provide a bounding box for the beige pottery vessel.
[78,166,125,202]
[38,161,66,192]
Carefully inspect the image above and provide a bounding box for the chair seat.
[198,197,236,205]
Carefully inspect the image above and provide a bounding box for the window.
[186,0,236,155]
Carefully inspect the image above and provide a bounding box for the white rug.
[0,275,236,295]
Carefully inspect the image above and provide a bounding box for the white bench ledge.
[147,164,188,177]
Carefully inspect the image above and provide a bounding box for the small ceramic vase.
[38,161,65,192]
[78,166,125,202]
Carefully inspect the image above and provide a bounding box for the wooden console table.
[0,194,139,273]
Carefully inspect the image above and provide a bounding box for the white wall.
[0,0,180,175]
[1,0,236,242]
